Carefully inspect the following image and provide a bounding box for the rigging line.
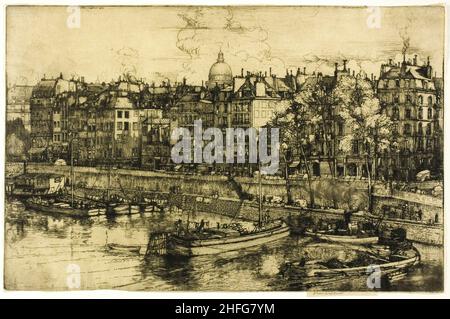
[228,199,244,223]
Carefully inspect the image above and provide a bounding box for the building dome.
[208,51,233,88]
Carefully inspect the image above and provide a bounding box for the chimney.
[413,55,417,65]
[269,67,272,76]
[303,67,306,75]
[352,70,355,77]
[427,56,430,66]
[81,76,85,83]
[264,71,267,77]
[371,73,374,81]
[183,77,186,85]
[241,68,244,77]
[343,60,347,71]
[389,58,392,65]
[297,67,301,76]
[335,62,338,71]
[59,72,63,79]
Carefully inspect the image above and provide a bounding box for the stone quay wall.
[9,163,443,245]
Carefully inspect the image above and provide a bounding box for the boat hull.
[107,243,141,253]
[25,201,106,218]
[281,248,420,289]
[113,204,142,215]
[305,231,379,244]
[168,223,290,256]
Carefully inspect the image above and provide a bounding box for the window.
[405,109,411,119]
[124,122,129,131]
[392,107,399,120]
[428,96,433,106]
[406,94,412,103]
[426,123,431,135]
[404,124,411,135]
[418,123,423,135]
[133,122,138,131]
[117,122,123,130]
[427,108,432,119]
[118,111,123,118]
[418,96,423,105]
[352,141,359,155]
[338,123,344,135]
[125,111,129,119]
[392,124,398,135]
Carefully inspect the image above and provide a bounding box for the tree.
[295,78,336,176]
[268,99,315,207]
[334,75,393,211]
[6,119,31,161]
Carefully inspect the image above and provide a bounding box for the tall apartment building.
[377,55,441,180]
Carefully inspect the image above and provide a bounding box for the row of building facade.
[6,51,444,180]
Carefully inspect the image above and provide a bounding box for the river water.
[4,199,443,292]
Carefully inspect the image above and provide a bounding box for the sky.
[6,6,445,86]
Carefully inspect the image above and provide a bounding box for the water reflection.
[4,199,443,291]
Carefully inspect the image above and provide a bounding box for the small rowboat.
[304,231,379,245]
[280,246,420,289]
[107,243,141,253]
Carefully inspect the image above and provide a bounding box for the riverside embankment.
[7,162,443,245]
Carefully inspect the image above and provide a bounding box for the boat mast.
[185,195,190,233]
[258,160,262,228]
[107,165,111,201]
[71,137,74,206]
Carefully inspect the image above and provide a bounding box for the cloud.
[175,8,286,84]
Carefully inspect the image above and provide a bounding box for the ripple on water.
[4,200,443,291]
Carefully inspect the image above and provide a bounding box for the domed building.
[207,51,233,89]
